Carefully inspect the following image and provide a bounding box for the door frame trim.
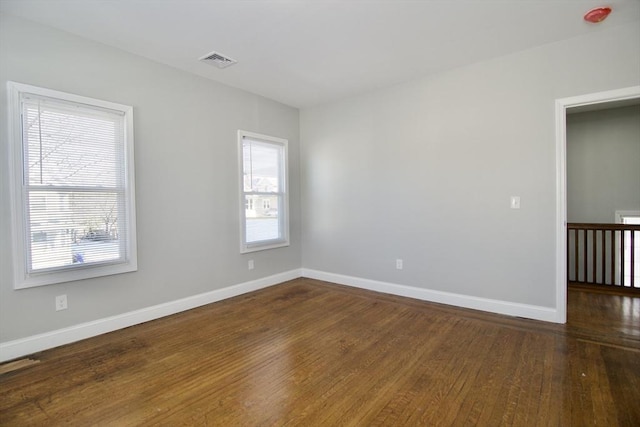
[554,85,640,323]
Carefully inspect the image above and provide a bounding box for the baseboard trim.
[0,269,302,363]
[0,267,562,362]
[302,269,560,323]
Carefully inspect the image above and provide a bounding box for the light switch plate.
[510,196,521,209]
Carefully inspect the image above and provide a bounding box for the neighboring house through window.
[238,130,289,253]
[8,82,137,288]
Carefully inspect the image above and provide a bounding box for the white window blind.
[238,131,289,253]
[9,82,137,288]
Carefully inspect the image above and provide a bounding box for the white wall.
[0,14,300,343]
[567,105,640,223]
[300,22,640,310]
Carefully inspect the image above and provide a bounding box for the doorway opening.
[555,86,640,323]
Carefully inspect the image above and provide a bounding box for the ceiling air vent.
[199,51,237,69]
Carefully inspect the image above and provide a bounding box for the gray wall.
[2,13,639,345]
[0,14,300,342]
[300,22,640,308]
[567,105,640,223]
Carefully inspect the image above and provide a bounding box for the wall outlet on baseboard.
[55,295,68,311]
[396,259,403,270]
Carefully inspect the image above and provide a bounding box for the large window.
[238,130,289,253]
[8,82,137,288]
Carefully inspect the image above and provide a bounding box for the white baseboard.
[0,267,562,362]
[301,269,560,323]
[0,269,302,363]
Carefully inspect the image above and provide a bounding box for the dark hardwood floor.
[1,278,639,426]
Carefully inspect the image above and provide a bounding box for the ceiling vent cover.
[199,51,237,69]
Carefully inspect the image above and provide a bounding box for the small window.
[615,211,640,286]
[8,82,137,288]
[238,130,289,253]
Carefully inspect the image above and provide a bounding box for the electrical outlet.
[55,294,68,311]
[248,259,254,270]
[396,259,403,270]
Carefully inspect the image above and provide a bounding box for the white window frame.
[8,82,137,289]
[238,130,289,253]
[615,210,640,286]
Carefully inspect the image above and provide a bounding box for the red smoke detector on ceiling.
[584,6,612,23]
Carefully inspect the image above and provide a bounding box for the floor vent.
[199,51,237,69]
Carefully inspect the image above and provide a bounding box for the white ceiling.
[1,0,639,108]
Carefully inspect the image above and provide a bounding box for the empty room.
[1,1,639,425]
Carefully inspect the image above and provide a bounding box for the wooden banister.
[567,223,640,291]
[568,223,640,231]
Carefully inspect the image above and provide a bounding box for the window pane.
[242,139,280,193]
[245,194,280,243]
[28,190,123,272]
[621,217,640,287]
[23,98,123,188]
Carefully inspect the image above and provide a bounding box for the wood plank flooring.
[1,278,639,426]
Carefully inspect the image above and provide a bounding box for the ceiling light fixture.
[583,6,612,23]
